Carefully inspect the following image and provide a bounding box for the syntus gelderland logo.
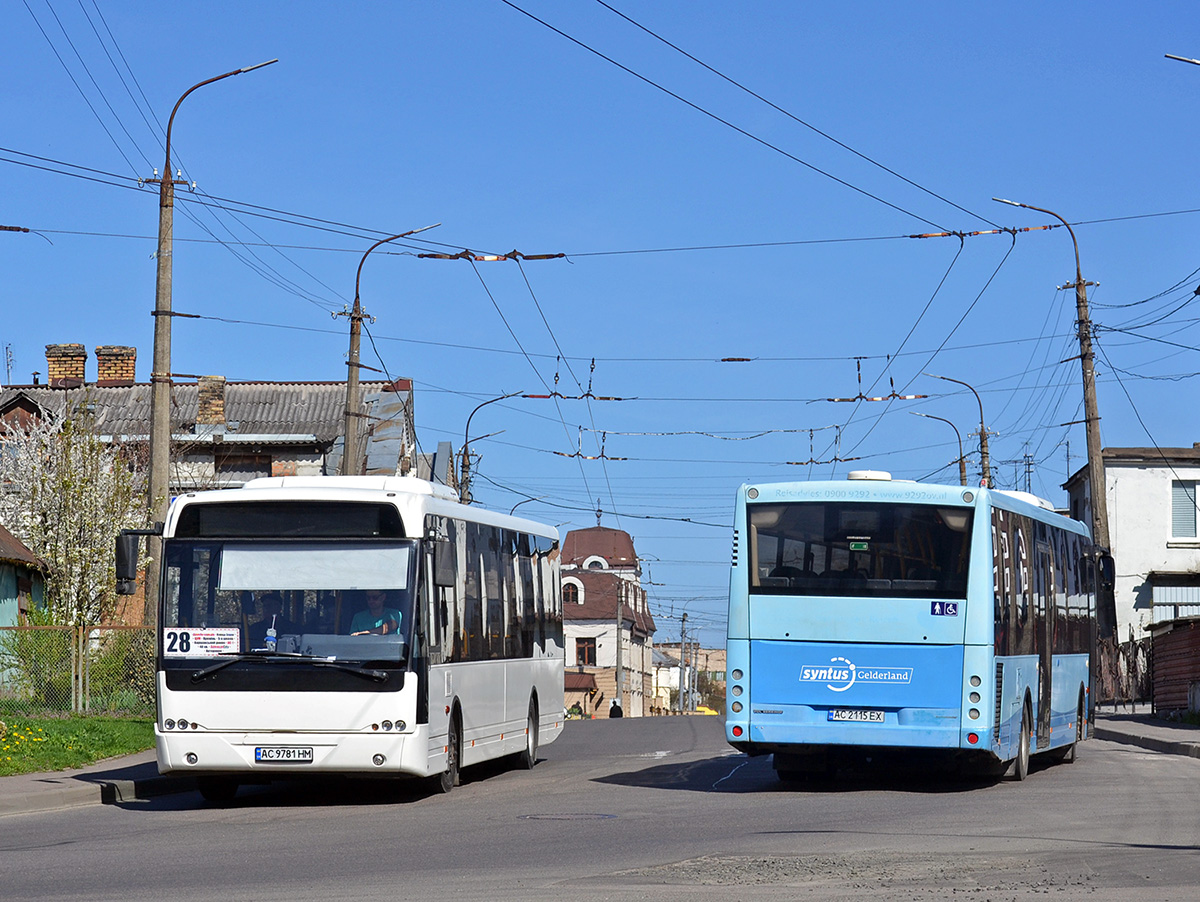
[799,656,913,692]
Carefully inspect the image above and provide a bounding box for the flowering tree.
[0,398,148,626]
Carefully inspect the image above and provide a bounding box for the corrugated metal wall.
[1152,619,1200,710]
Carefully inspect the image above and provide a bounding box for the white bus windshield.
[749,501,972,599]
[163,540,416,661]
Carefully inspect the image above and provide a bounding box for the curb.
[0,774,194,818]
[1093,727,1200,759]
[98,774,197,804]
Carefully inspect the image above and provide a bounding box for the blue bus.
[725,471,1111,781]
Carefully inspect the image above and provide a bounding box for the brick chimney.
[95,346,137,386]
[196,375,227,426]
[45,343,87,388]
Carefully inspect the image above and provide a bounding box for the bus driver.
[350,589,402,636]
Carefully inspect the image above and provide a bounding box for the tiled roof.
[563,526,639,567]
[0,381,407,443]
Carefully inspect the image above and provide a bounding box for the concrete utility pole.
[459,391,521,503]
[614,582,623,714]
[924,373,991,487]
[691,640,699,712]
[144,60,276,625]
[994,198,1114,636]
[912,411,967,486]
[339,226,437,475]
[677,613,687,714]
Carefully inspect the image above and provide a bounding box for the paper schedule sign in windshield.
[163,628,240,658]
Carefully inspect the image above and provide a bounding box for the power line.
[21,0,140,175]
[592,0,998,228]
[498,0,948,230]
[476,473,730,529]
[462,259,599,513]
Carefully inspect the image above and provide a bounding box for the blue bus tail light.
[967,733,979,745]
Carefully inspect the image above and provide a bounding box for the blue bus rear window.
[748,501,971,599]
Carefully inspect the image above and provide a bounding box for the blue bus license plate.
[828,709,885,723]
[255,746,314,763]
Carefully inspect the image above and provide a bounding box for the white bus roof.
[241,475,460,500]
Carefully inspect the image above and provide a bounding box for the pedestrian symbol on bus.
[930,602,958,616]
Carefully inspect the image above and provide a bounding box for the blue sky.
[4,2,1200,644]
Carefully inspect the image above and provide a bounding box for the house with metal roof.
[0,343,421,493]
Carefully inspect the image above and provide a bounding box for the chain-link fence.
[0,625,155,717]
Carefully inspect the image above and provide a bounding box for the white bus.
[118,476,564,802]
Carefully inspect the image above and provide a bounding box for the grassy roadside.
[0,717,154,777]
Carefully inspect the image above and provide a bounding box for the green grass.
[0,717,155,776]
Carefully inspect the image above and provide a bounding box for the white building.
[560,526,656,717]
[1065,444,1200,639]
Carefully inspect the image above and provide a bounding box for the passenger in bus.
[350,589,402,636]
[248,592,298,648]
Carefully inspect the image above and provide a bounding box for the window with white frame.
[1172,480,1198,538]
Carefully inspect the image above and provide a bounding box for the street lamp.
[459,391,522,503]
[992,197,1114,636]
[145,60,277,625]
[912,411,967,486]
[509,496,545,515]
[340,224,439,475]
[923,373,991,487]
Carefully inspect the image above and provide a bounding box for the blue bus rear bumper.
[743,706,962,749]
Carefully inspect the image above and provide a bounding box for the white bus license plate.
[255,746,314,763]
[828,709,885,723]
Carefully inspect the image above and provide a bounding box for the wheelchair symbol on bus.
[930,602,959,616]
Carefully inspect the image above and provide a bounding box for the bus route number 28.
[165,630,192,654]
[162,628,240,658]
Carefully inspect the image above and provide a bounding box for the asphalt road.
[5,716,1199,901]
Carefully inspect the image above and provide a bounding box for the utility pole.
[144,60,276,626]
[339,297,366,476]
[614,581,624,715]
[925,373,992,487]
[339,225,439,476]
[459,391,521,503]
[912,411,967,486]
[994,198,1114,637]
[678,613,687,714]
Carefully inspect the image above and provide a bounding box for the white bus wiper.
[190,651,388,683]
